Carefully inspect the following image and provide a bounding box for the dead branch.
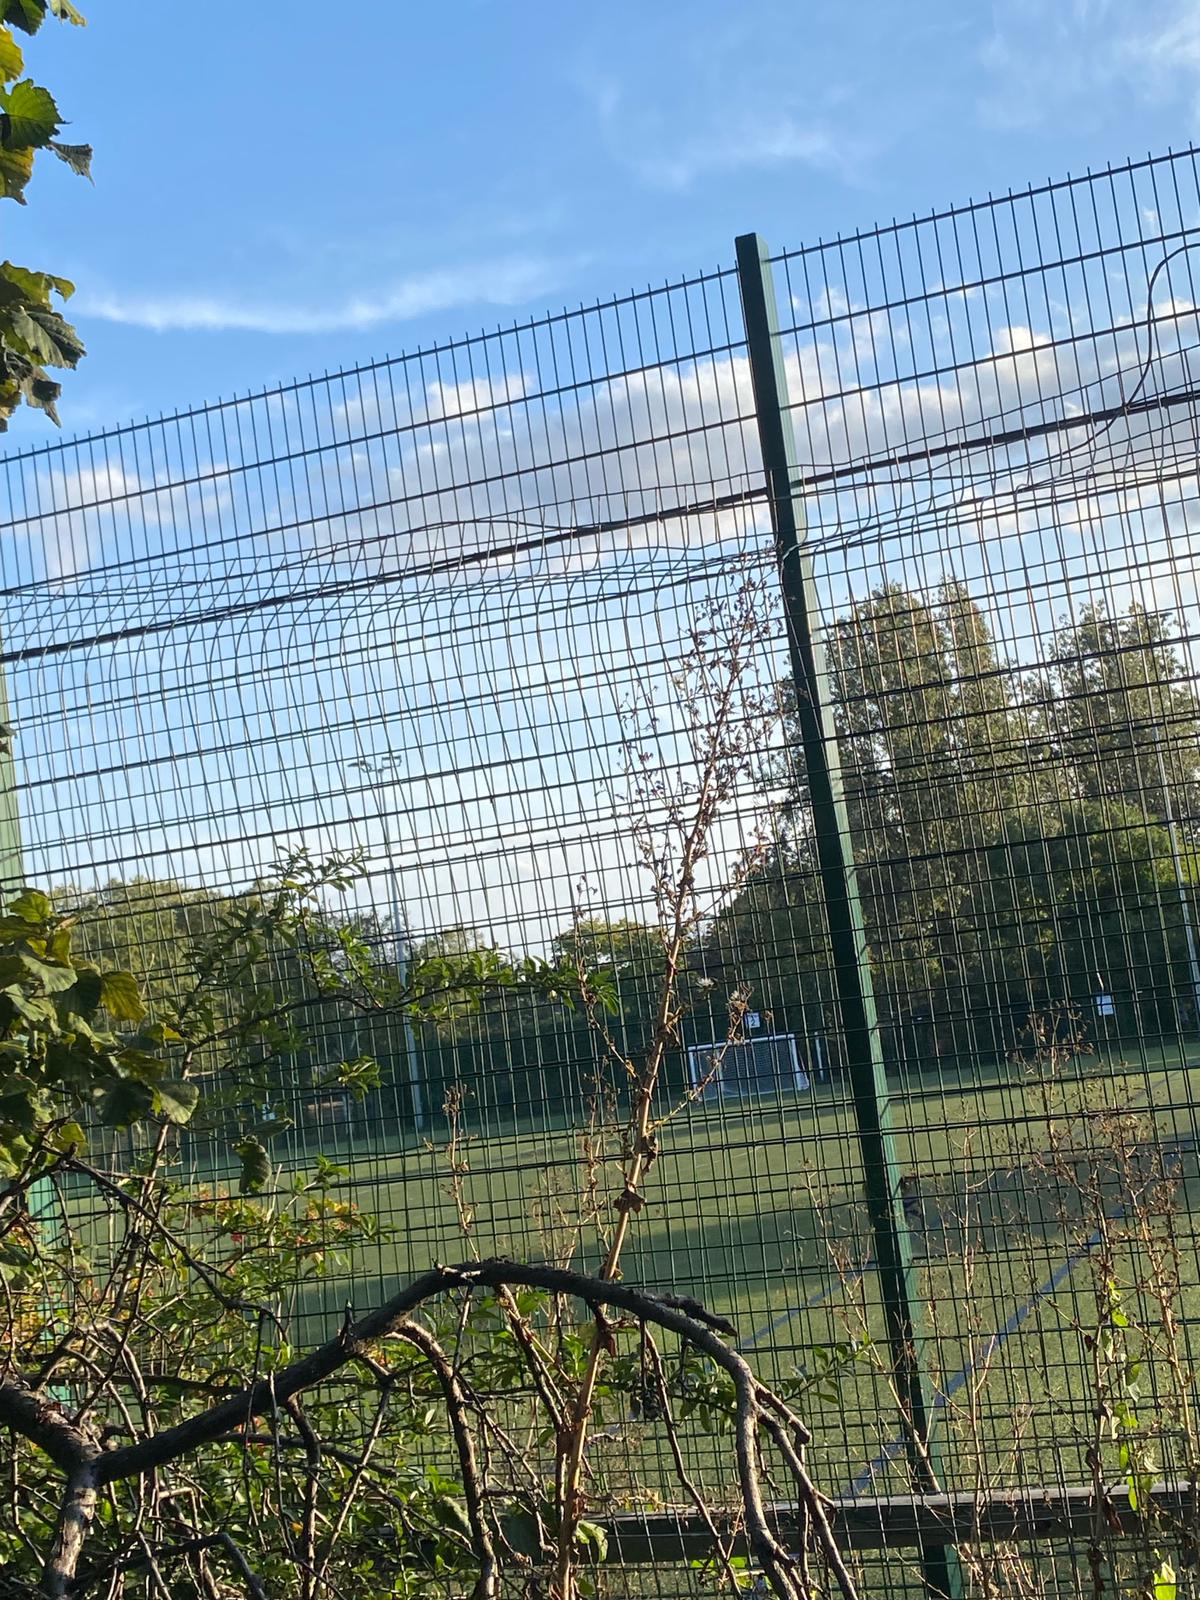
[0,1258,855,1600]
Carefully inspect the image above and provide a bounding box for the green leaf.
[500,1505,545,1559]
[0,28,24,81]
[576,1521,609,1564]
[48,138,88,177]
[319,1053,380,1101]
[7,888,50,923]
[99,970,145,1022]
[0,4,48,40]
[0,1087,38,1132]
[45,1118,85,1152]
[47,0,85,23]
[234,1135,271,1195]
[0,984,56,1024]
[18,950,76,992]
[155,1078,199,1126]
[98,1076,156,1128]
[1154,1560,1177,1600]
[0,79,60,149]
[431,1495,472,1541]
[115,1047,165,1083]
[0,137,32,198]
[246,1112,293,1140]
[0,259,73,303]
[65,964,101,1016]
[6,302,83,367]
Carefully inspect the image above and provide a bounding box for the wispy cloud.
[76,256,565,335]
[979,0,1200,130]
[630,113,838,190]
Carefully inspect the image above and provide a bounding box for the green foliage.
[0,884,180,1177]
[711,588,1200,1072]
[0,0,88,429]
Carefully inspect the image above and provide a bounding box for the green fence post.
[735,233,960,1598]
[0,644,21,891]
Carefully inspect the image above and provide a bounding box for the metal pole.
[0,662,22,893]
[354,759,426,1135]
[1153,727,1200,1038]
[388,864,425,1134]
[735,234,959,1599]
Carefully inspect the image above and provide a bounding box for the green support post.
[735,233,960,1599]
[0,644,21,891]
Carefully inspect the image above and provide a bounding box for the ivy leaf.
[234,1135,271,1195]
[99,970,145,1022]
[155,1078,199,1126]
[98,1077,156,1128]
[0,79,61,148]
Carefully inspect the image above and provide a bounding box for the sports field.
[289,1040,1200,1505]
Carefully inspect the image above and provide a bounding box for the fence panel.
[4,148,1200,1594]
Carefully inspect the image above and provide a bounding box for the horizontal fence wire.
[4,148,1200,1596]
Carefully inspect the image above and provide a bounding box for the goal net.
[686,1033,810,1101]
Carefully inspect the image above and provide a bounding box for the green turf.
[271,1039,1200,1503]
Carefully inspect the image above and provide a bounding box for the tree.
[1038,602,1200,829]
[712,582,1042,1066]
[551,916,665,1054]
[965,797,1200,1039]
[0,0,91,429]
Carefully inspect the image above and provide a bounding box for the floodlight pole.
[355,760,425,1136]
[1152,725,1200,1037]
[735,234,960,1600]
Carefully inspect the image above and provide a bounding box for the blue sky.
[6,0,1200,442]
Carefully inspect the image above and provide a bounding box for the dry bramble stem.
[0,1257,856,1600]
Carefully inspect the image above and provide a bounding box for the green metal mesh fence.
[4,148,1200,1594]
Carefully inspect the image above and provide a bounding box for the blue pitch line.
[844,1219,1109,1498]
[743,1263,869,1351]
[842,1080,1162,1495]
[846,1139,1181,1499]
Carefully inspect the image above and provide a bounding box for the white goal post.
[686,1032,810,1100]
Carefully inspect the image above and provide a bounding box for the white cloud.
[75,256,565,336]
[581,65,844,191]
[979,0,1200,129]
[629,114,839,191]
[11,239,1200,942]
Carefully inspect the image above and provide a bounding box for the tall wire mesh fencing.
[3,148,1200,1594]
